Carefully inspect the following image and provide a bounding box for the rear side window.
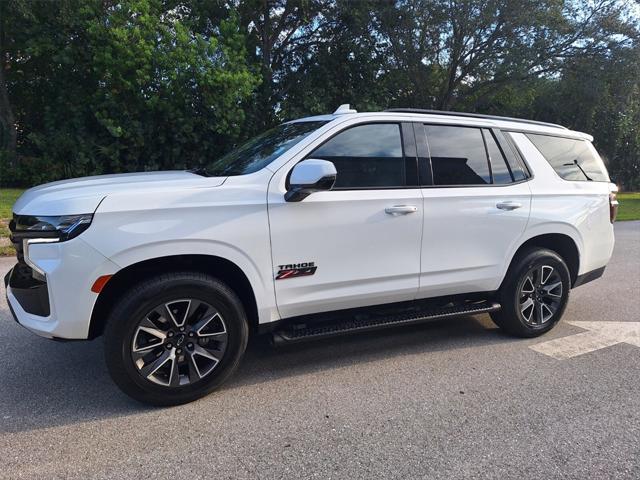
[499,131,528,181]
[426,125,491,185]
[311,123,406,188]
[526,134,609,182]
[483,129,513,184]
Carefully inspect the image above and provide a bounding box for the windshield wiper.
[188,167,210,177]
[563,159,592,181]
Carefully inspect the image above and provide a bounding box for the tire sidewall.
[104,274,248,405]
[500,248,571,336]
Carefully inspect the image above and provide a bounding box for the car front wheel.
[104,272,249,406]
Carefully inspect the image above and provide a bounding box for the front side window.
[203,121,327,176]
[426,125,491,185]
[311,123,406,188]
[526,133,610,182]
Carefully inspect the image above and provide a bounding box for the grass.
[0,188,23,219]
[0,188,638,257]
[0,188,24,256]
[617,192,640,222]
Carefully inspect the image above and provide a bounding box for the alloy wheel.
[131,299,228,387]
[518,265,563,326]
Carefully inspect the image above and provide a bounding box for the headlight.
[12,214,94,241]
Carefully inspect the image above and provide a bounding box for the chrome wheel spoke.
[540,266,554,285]
[140,350,173,385]
[136,326,166,342]
[187,352,202,382]
[194,312,227,338]
[542,281,563,298]
[520,297,535,322]
[185,300,212,326]
[132,340,163,356]
[169,354,181,387]
[541,302,554,323]
[192,344,219,362]
[133,319,167,353]
[188,344,220,379]
[535,302,544,324]
[166,299,192,328]
[521,276,535,294]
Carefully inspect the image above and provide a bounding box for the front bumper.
[5,266,56,337]
[5,264,50,316]
[4,237,120,339]
[4,268,20,325]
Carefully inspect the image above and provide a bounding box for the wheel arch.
[508,232,581,287]
[88,255,260,340]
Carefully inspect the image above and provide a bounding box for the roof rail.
[384,108,567,130]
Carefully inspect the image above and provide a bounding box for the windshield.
[202,121,328,176]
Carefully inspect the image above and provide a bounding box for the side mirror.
[285,159,337,202]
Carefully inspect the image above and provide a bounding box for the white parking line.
[530,321,640,360]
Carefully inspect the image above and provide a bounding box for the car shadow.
[0,313,520,435]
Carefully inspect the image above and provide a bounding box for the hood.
[13,171,226,216]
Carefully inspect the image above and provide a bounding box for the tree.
[1,0,638,187]
[86,0,259,172]
[1,0,258,184]
[369,0,639,110]
[0,0,31,168]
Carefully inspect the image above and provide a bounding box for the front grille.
[8,217,23,262]
[7,214,51,316]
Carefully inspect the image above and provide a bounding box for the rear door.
[268,122,424,318]
[416,124,532,298]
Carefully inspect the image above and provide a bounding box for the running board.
[271,300,501,346]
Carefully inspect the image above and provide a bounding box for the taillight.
[609,192,619,223]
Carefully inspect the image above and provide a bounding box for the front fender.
[82,180,278,324]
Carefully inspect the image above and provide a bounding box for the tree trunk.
[0,2,17,167]
[0,61,17,166]
[258,0,274,129]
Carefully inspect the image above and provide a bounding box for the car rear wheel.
[491,247,571,337]
[104,272,248,406]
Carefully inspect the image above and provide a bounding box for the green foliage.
[1,0,258,184]
[85,2,258,172]
[0,0,638,188]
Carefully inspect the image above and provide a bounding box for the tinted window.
[312,123,406,188]
[204,121,326,176]
[483,129,512,184]
[426,125,491,185]
[526,134,610,182]
[500,132,528,181]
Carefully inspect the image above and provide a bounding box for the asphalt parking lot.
[0,222,638,480]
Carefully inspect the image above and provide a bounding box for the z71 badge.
[276,262,317,280]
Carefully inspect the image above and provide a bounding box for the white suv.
[5,106,617,405]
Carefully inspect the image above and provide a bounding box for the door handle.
[496,201,522,211]
[385,205,418,215]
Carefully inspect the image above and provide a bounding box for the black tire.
[104,272,249,406]
[491,247,571,338]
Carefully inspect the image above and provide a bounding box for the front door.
[268,122,424,318]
